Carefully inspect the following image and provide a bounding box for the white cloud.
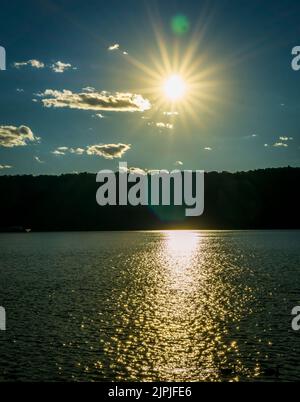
[163,111,179,116]
[82,86,96,92]
[273,142,288,148]
[0,125,39,147]
[108,43,129,55]
[244,133,258,139]
[147,121,174,130]
[34,156,44,163]
[119,166,147,175]
[0,164,12,169]
[86,143,131,159]
[38,89,151,112]
[156,122,173,130]
[52,146,83,156]
[14,59,44,69]
[50,61,73,73]
[52,150,66,155]
[52,147,69,155]
[94,113,105,119]
[69,147,85,155]
[204,147,212,151]
[14,59,76,73]
[108,43,120,51]
[269,136,294,148]
[51,144,129,159]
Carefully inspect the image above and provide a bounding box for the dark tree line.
[0,167,299,231]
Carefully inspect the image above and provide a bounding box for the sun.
[122,16,224,129]
[163,74,186,101]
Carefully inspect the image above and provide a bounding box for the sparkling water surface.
[0,230,300,381]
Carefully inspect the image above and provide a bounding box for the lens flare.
[171,14,190,35]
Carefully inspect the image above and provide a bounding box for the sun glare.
[163,74,186,101]
[123,11,224,131]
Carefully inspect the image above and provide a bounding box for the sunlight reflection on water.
[103,231,255,381]
[1,231,300,381]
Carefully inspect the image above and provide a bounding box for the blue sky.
[0,0,300,175]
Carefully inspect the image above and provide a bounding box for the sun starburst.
[120,9,228,135]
